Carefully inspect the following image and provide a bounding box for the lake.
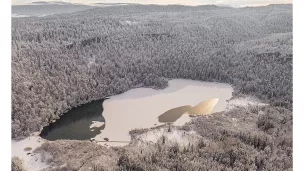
[40,79,233,145]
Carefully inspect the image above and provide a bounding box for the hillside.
[12,4,292,138]
[12,4,292,170]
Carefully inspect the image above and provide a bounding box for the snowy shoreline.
[11,133,48,171]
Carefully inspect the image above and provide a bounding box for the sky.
[12,0,292,7]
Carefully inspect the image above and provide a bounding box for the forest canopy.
[12,4,292,140]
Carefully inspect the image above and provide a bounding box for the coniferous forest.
[12,4,292,171]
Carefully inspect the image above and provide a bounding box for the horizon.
[12,0,292,7]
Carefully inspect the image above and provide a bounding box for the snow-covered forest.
[12,4,292,138]
[12,4,292,170]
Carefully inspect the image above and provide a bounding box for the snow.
[11,134,49,171]
[226,96,268,110]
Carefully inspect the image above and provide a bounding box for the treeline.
[11,4,292,139]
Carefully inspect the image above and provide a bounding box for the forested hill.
[12,1,97,17]
[12,4,292,139]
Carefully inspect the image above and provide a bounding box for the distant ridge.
[12,2,95,17]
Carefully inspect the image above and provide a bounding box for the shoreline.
[11,134,48,171]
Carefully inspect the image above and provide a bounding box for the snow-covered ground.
[226,96,268,111]
[11,134,49,171]
[136,127,202,148]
